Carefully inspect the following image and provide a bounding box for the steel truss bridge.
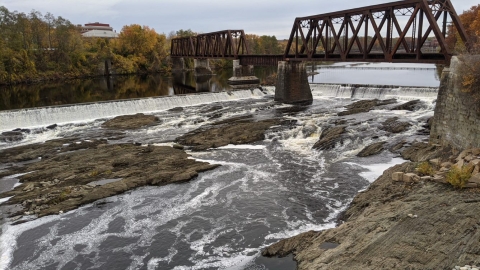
[171,0,468,66]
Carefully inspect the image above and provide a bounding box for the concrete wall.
[194,59,212,75]
[430,56,480,150]
[275,61,312,104]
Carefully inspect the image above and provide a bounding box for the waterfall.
[0,89,266,132]
[311,83,438,100]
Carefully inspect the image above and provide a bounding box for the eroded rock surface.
[263,162,480,269]
[0,140,218,218]
[338,99,396,116]
[312,126,346,150]
[357,141,386,157]
[380,117,412,133]
[102,113,159,129]
[176,118,282,151]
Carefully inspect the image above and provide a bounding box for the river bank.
[263,144,480,269]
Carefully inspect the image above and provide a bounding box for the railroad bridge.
[170,0,468,103]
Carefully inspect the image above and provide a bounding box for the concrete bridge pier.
[275,61,312,104]
[227,60,260,88]
[194,59,213,75]
[195,74,212,92]
[172,57,185,71]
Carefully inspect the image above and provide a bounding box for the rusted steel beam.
[238,55,284,66]
[285,0,469,64]
[170,30,249,58]
[171,0,469,65]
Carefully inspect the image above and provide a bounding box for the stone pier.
[194,59,212,75]
[227,60,260,87]
[171,57,185,71]
[430,55,480,149]
[195,75,211,92]
[275,61,312,104]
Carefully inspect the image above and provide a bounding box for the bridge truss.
[285,0,468,63]
[171,30,249,59]
[170,0,469,65]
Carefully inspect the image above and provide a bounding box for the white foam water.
[0,89,267,132]
[311,84,438,100]
[346,157,406,183]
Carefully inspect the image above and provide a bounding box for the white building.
[78,22,119,38]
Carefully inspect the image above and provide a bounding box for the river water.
[0,63,439,269]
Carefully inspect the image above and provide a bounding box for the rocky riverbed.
[3,94,470,269]
[262,145,480,269]
[0,113,285,222]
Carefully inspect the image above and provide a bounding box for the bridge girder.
[170,0,469,65]
[285,0,469,64]
[171,30,249,59]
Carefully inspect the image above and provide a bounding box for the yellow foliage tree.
[115,24,158,56]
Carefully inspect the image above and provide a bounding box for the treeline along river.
[0,63,439,269]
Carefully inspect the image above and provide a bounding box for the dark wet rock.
[262,162,480,269]
[380,117,411,133]
[312,126,346,150]
[176,118,282,151]
[338,99,396,116]
[390,141,407,153]
[168,107,184,112]
[357,141,386,157]
[46,124,58,130]
[12,128,31,133]
[0,142,219,218]
[102,113,159,130]
[401,142,452,162]
[0,131,24,142]
[201,105,223,113]
[391,100,423,111]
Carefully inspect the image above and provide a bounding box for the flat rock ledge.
[176,118,282,151]
[0,141,219,220]
[337,99,396,116]
[263,162,480,269]
[102,113,159,129]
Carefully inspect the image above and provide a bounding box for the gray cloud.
[2,0,478,39]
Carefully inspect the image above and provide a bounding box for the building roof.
[82,29,119,38]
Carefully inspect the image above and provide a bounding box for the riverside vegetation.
[0,6,283,85]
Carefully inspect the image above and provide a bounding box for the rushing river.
[0,63,439,269]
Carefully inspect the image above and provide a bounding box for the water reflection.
[0,67,277,111]
[0,75,171,111]
[0,63,438,111]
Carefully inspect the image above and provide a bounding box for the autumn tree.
[446,4,480,52]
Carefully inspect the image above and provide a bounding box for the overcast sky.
[2,0,478,39]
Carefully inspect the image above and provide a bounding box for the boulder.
[391,100,423,111]
[468,173,480,185]
[380,117,412,133]
[392,172,404,181]
[0,131,24,142]
[403,173,420,183]
[312,126,346,150]
[357,142,387,157]
[430,159,441,167]
[22,182,35,192]
[440,162,453,169]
